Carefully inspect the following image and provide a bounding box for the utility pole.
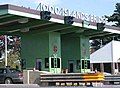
[5,35,7,67]
[100,39,103,48]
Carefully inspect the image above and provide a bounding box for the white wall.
[90,41,113,63]
[112,41,120,62]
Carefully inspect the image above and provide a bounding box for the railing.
[23,70,120,86]
[40,72,104,86]
[104,75,120,85]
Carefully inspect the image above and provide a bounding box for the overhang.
[0,4,81,35]
[0,4,119,39]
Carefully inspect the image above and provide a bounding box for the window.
[45,58,49,68]
[0,69,7,74]
[57,58,60,68]
[10,69,21,73]
[87,61,90,69]
[51,58,54,68]
[82,60,90,69]
[51,58,60,68]
[0,69,4,73]
[82,60,84,69]
[76,60,80,69]
[3,69,7,73]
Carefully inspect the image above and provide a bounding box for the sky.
[0,0,120,17]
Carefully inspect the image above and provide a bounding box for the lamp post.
[5,35,7,67]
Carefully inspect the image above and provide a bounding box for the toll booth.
[81,59,90,73]
[0,4,119,74]
[49,56,61,74]
[38,55,61,74]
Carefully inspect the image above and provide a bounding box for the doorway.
[68,60,74,73]
[36,58,42,71]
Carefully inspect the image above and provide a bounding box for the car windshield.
[0,69,5,73]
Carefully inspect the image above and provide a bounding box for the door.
[35,59,42,71]
[68,60,74,73]
[0,69,6,83]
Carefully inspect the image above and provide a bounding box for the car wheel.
[4,78,13,84]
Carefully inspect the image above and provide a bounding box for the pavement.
[0,84,40,88]
[0,84,120,88]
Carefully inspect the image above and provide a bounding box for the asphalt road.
[0,84,120,88]
[0,84,40,88]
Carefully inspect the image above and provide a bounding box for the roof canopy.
[0,4,119,38]
[90,40,120,63]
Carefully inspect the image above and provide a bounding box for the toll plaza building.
[0,4,120,73]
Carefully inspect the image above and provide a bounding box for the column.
[111,62,115,74]
[90,63,93,71]
[100,63,104,72]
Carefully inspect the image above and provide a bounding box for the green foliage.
[7,51,20,68]
[0,35,21,69]
[91,3,120,52]
[106,3,120,26]
[0,51,20,69]
[0,60,5,67]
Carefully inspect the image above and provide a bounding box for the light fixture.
[20,28,29,32]
[64,16,74,25]
[18,18,28,23]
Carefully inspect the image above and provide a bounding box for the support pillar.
[80,35,90,73]
[100,63,104,72]
[111,62,115,74]
[115,63,119,74]
[90,63,93,71]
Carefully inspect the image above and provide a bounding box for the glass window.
[0,69,7,74]
[51,58,60,68]
[87,60,90,69]
[76,60,80,69]
[3,69,7,73]
[0,69,4,73]
[45,58,49,68]
[82,60,84,69]
[82,60,90,69]
[57,58,60,68]
[10,69,21,73]
[51,58,54,68]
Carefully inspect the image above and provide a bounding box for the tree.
[0,35,21,68]
[90,3,120,53]
[106,3,120,27]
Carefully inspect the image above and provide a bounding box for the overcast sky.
[0,0,120,17]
